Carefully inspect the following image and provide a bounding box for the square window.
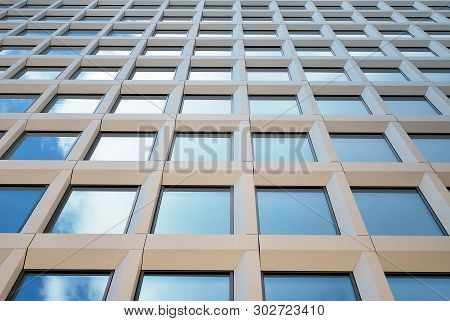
[252,133,316,162]
[0,186,45,233]
[409,17,435,23]
[263,274,359,301]
[48,187,138,234]
[72,68,119,80]
[245,47,283,56]
[170,133,232,162]
[42,46,83,55]
[362,68,409,81]
[153,188,232,234]
[10,273,111,301]
[243,16,273,22]
[3,132,79,160]
[94,47,134,56]
[387,275,450,301]
[352,189,445,236]
[257,188,338,235]
[41,16,72,22]
[304,68,350,81]
[354,6,379,10]
[137,273,232,301]
[420,69,450,82]
[382,96,440,116]
[296,47,334,57]
[132,67,176,81]
[113,96,167,114]
[410,134,450,163]
[87,133,155,161]
[189,68,232,81]
[108,30,143,37]
[144,46,183,56]
[315,96,370,115]
[397,47,437,57]
[249,96,301,115]
[195,47,232,56]
[81,16,112,22]
[247,68,290,81]
[331,134,400,162]
[13,67,64,80]
[346,47,385,57]
[391,5,416,10]
[43,95,102,114]
[0,95,38,113]
[181,96,232,114]
[0,46,33,56]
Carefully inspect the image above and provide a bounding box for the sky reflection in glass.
[45,96,102,113]
[114,96,166,114]
[0,95,37,113]
[249,96,300,115]
[252,134,316,162]
[411,135,450,163]
[170,133,231,162]
[181,96,232,114]
[387,275,450,301]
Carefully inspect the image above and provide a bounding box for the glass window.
[362,68,409,81]
[153,188,232,234]
[113,96,167,114]
[397,47,437,57]
[198,30,233,37]
[315,96,370,115]
[42,46,83,55]
[43,95,102,114]
[202,16,233,22]
[132,68,176,80]
[387,275,450,301]
[94,47,133,56]
[108,30,143,37]
[334,30,367,38]
[243,16,273,22]
[410,135,450,163]
[72,68,119,80]
[263,274,359,301]
[243,30,277,37]
[380,30,413,38]
[153,30,188,38]
[82,16,112,22]
[326,17,353,22]
[257,188,338,235]
[137,273,232,301]
[426,31,449,38]
[0,46,33,55]
[252,133,316,162]
[161,16,192,22]
[63,30,98,37]
[13,67,63,80]
[145,46,183,56]
[365,16,394,22]
[296,47,334,57]
[289,30,323,37]
[204,4,233,9]
[122,16,152,22]
[170,133,231,162]
[0,186,45,233]
[283,16,313,22]
[18,30,54,37]
[87,133,155,161]
[346,47,385,57]
[317,6,342,10]
[409,17,435,22]
[10,272,111,301]
[331,134,399,162]
[354,6,379,10]
[382,96,440,116]
[304,68,350,81]
[420,69,450,82]
[181,96,232,114]
[48,187,138,234]
[249,96,301,115]
[352,189,445,236]
[247,68,290,81]
[4,132,79,160]
[245,47,283,56]
[41,16,72,22]
[391,5,416,10]
[195,47,232,56]
[279,5,306,10]
[0,95,37,113]
[189,68,232,81]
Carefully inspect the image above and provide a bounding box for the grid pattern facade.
[0,0,449,301]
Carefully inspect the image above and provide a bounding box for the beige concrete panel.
[398,117,450,132]
[234,251,263,301]
[310,121,336,162]
[433,164,450,186]
[162,165,245,185]
[234,121,251,162]
[385,122,420,163]
[151,120,175,161]
[0,249,27,301]
[0,119,26,157]
[324,117,392,132]
[175,117,242,132]
[234,173,258,235]
[249,117,317,132]
[26,234,146,270]
[0,161,76,182]
[25,117,98,131]
[419,173,450,232]
[94,84,121,114]
[67,119,101,161]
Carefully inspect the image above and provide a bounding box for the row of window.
[1,185,448,235]
[7,271,450,301]
[1,94,446,116]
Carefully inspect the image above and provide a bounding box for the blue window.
[3,132,79,160]
[0,46,33,55]
[0,95,38,113]
[362,68,409,81]
[387,274,450,301]
[256,188,338,235]
[0,186,45,233]
[252,133,316,162]
[43,47,83,55]
[48,187,138,234]
[249,96,301,115]
[420,69,450,82]
[352,189,445,236]
[304,68,350,81]
[411,134,450,163]
[153,188,232,234]
[263,274,359,301]
[170,133,232,162]
[331,134,400,162]
[43,95,102,113]
[9,272,111,301]
[137,273,232,301]
[13,67,64,80]
[63,30,98,37]
[72,68,119,80]
[315,96,370,115]
[383,96,440,116]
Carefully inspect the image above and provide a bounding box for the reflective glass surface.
[0,186,45,233]
[247,68,290,81]
[304,68,349,81]
[154,30,188,37]
[49,187,137,234]
[189,68,232,81]
[381,31,413,38]
[95,47,133,56]
[398,48,436,57]
[315,96,370,115]
[195,47,232,56]
[132,68,175,80]
[252,134,316,162]
[44,96,102,113]
[153,188,231,234]
[352,189,445,236]
[73,68,119,80]
[347,47,385,57]
[181,96,232,114]
[257,189,338,235]
[145,47,183,56]
[420,69,450,82]
[296,47,334,57]
[43,47,83,55]
[0,95,37,113]
[411,135,450,163]
[249,96,300,115]
[114,96,166,114]
[15,68,63,80]
[109,31,143,37]
[246,47,283,56]
[362,68,409,81]
[0,46,33,55]
[387,275,450,301]
[382,96,439,116]
[170,133,231,162]
[64,30,98,37]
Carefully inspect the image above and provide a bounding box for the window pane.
[95,47,133,56]
[263,274,358,301]
[247,68,290,81]
[0,186,45,233]
[153,188,231,234]
[297,47,334,57]
[398,48,436,57]
[189,68,231,81]
[383,96,439,116]
[335,30,367,38]
[154,30,188,37]
[304,68,349,81]
[252,133,316,162]
[246,47,283,56]
[352,189,444,236]
[11,273,110,301]
[257,189,338,235]
[381,31,413,38]
[331,134,399,162]
[108,31,142,37]
[44,47,82,55]
[132,68,175,80]
[0,46,33,55]
[181,96,232,114]
[249,96,300,115]
[170,133,231,162]
[16,68,63,80]
[315,96,370,115]
[74,68,119,80]
[411,135,450,163]
[347,47,385,57]
[290,30,322,37]
[64,30,98,37]
[362,68,409,81]
[387,275,450,301]
[145,47,183,56]
[420,69,450,82]
[49,187,137,234]
[138,274,231,301]
[0,95,37,113]
[195,47,232,56]
[114,96,166,114]
[44,96,102,113]
[4,133,79,160]
[88,133,155,161]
